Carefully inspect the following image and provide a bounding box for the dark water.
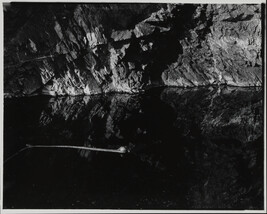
[4,86,264,209]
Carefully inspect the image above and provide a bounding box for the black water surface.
[3,86,264,209]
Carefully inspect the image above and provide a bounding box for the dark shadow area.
[3,86,264,209]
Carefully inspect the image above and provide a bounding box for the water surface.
[4,86,264,209]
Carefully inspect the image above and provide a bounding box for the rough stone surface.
[4,3,263,96]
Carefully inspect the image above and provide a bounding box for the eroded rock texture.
[4,3,263,96]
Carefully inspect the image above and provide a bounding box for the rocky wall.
[4,3,263,96]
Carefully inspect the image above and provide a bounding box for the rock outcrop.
[4,3,263,96]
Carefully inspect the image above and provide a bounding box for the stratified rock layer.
[4,3,263,96]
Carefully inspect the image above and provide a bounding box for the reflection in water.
[4,86,263,209]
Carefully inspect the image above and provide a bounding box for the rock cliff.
[4,3,263,96]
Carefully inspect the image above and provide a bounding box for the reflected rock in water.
[4,86,263,209]
[37,86,262,149]
[160,86,263,143]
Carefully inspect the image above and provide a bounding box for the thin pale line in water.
[4,147,29,164]
[25,144,127,154]
[4,145,127,164]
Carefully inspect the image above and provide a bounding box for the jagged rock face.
[4,3,262,96]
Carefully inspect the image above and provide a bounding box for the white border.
[1,1,4,213]
[2,210,267,213]
[0,0,266,213]
[0,0,266,3]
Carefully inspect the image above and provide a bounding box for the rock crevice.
[4,3,263,97]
